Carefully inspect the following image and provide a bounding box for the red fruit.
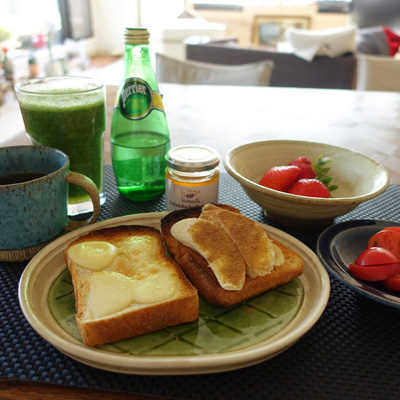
[288,179,330,198]
[288,157,317,179]
[259,166,300,192]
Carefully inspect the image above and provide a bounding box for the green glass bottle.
[111,28,170,201]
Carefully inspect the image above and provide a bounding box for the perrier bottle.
[111,28,170,201]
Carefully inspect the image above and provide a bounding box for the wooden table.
[2,84,400,399]
[4,83,400,184]
[108,84,400,184]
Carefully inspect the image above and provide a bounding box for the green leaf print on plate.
[48,269,304,355]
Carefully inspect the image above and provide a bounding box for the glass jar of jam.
[165,145,220,211]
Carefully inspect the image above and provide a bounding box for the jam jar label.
[166,176,219,211]
[117,78,165,120]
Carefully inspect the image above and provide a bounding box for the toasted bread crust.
[64,225,199,346]
[76,294,198,346]
[161,205,304,306]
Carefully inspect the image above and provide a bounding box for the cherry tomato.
[381,227,400,234]
[354,246,400,266]
[349,262,399,281]
[368,229,400,258]
[348,247,400,281]
[383,274,400,291]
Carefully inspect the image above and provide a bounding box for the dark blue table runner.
[1,165,400,400]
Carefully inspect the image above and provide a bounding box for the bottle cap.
[166,145,220,172]
[124,28,150,45]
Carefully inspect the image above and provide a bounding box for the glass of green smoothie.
[15,76,106,215]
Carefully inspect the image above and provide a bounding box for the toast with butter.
[64,225,199,346]
[161,205,303,306]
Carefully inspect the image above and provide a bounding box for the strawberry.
[289,155,338,193]
[259,166,300,192]
[288,156,316,179]
[288,179,330,198]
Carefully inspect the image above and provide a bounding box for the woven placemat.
[1,166,400,400]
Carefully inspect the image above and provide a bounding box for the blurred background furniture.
[150,17,226,62]
[156,52,273,86]
[284,24,357,62]
[356,54,400,91]
[2,1,400,93]
[186,41,357,89]
[2,0,400,150]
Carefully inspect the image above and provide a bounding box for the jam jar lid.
[166,145,220,172]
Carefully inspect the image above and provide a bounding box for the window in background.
[253,15,310,48]
[0,0,65,81]
[0,0,61,51]
[58,0,93,41]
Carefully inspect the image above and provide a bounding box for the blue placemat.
[1,165,400,400]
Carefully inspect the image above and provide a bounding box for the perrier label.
[117,77,165,120]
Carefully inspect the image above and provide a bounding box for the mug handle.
[64,171,101,231]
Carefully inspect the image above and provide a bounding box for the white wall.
[140,0,185,30]
[84,0,141,57]
[82,0,225,60]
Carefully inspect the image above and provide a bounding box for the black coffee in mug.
[0,172,47,185]
[0,146,101,257]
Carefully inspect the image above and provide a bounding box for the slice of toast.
[161,205,304,306]
[64,225,199,346]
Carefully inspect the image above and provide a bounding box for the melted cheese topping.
[200,205,279,278]
[69,236,179,319]
[68,241,117,270]
[171,218,246,290]
[85,267,177,318]
[171,208,286,288]
[86,271,135,318]
[130,263,176,304]
[272,243,285,266]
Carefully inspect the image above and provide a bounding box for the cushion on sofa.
[285,25,357,62]
[356,26,390,56]
[156,53,274,86]
[382,26,400,56]
[186,42,357,89]
[356,26,400,57]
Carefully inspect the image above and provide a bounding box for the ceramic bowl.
[223,140,390,227]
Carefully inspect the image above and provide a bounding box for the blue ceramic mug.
[0,146,101,261]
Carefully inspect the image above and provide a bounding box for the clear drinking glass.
[15,76,106,215]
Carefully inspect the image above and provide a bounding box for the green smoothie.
[18,89,105,205]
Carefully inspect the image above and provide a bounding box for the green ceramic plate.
[48,268,303,356]
[19,212,330,375]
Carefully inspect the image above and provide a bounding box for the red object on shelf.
[382,25,400,56]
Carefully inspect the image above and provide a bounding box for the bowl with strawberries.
[223,140,389,227]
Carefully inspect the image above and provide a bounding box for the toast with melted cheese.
[64,225,199,346]
[161,205,303,306]
[200,204,285,278]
